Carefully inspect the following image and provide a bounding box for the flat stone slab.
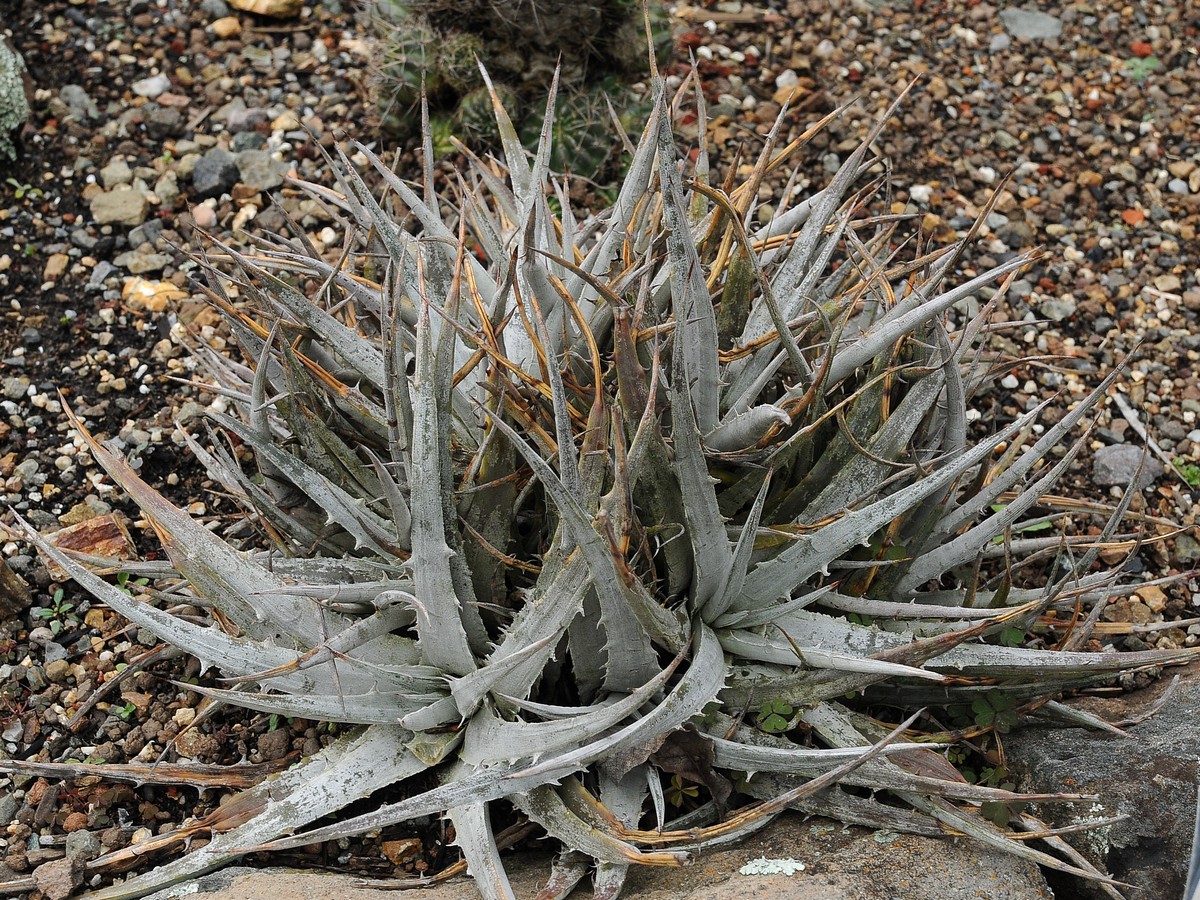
[142,814,1052,900]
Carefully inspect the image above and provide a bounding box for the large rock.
[142,815,1052,900]
[1006,663,1200,898]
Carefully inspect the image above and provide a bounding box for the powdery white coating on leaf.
[738,857,806,876]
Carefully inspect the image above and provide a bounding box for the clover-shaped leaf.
[971,692,1019,734]
[758,699,794,734]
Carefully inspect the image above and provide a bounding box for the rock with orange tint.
[40,514,136,581]
[122,276,188,313]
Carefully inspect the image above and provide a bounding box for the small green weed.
[1172,459,1200,487]
[970,691,1019,734]
[664,774,699,808]
[34,588,79,636]
[5,177,42,200]
[114,701,138,722]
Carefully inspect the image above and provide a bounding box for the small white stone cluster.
[739,857,807,876]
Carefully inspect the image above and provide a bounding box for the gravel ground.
[0,0,1198,895]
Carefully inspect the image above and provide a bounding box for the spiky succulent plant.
[23,74,1194,900]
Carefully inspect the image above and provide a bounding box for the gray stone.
[42,640,68,664]
[65,829,102,861]
[113,248,171,274]
[154,170,181,207]
[141,816,1052,900]
[226,106,270,133]
[145,106,184,140]
[0,793,17,825]
[191,147,240,198]
[86,260,117,292]
[1092,443,1165,488]
[996,221,1034,247]
[60,84,100,122]
[2,375,29,399]
[24,665,46,691]
[993,129,1020,150]
[1175,533,1200,563]
[1168,178,1191,195]
[131,73,171,99]
[70,228,97,250]
[1008,278,1033,299]
[1007,665,1200,899]
[235,149,287,191]
[99,158,133,188]
[1039,295,1075,321]
[999,8,1063,40]
[129,219,165,248]
[230,130,266,152]
[90,189,149,227]
[200,0,232,19]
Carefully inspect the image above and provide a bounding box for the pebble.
[131,73,171,99]
[89,189,149,227]
[1039,296,1076,322]
[42,254,69,281]
[65,830,102,860]
[191,203,218,229]
[211,16,242,38]
[999,8,1063,40]
[59,84,100,122]
[86,260,117,292]
[226,106,270,133]
[1093,444,1165,489]
[192,147,240,198]
[3,376,29,400]
[235,149,287,191]
[44,658,71,683]
[112,248,172,274]
[99,158,133,188]
[154,171,182,207]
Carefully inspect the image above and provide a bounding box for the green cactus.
[457,83,518,144]
[371,12,440,129]
[370,0,674,181]
[438,30,485,93]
